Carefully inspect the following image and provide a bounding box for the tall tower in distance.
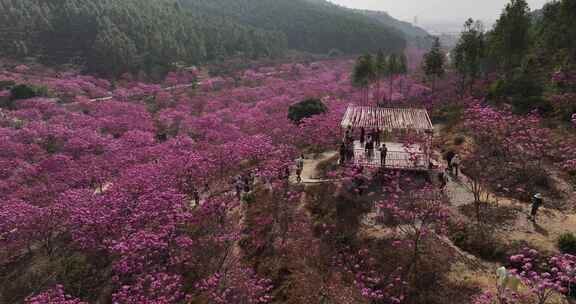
[413,16,419,25]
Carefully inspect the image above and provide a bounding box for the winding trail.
[297,151,339,184]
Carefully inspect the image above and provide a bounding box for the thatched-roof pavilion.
[341,105,434,171]
[341,106,433,132]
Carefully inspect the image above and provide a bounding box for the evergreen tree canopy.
[423,37,446,81]
[288,98,327,123]
[488,0,531,73]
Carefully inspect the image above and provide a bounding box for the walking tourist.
[296,154,304,183]
[438,170,448,192]
[192,188,200,206]
[451,154,461,177]
[445,151,455,172]
[234,176,243,200]
[530,193,543,223]
[339,142,347,165]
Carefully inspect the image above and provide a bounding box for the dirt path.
[297,151,338,184]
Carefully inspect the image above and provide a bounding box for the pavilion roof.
[340,105,433,132]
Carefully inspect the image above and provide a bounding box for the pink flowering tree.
[377,172,451,276]
[25,285,86,304]
[474,248,576,304]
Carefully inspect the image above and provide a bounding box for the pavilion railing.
[351,147,429,170]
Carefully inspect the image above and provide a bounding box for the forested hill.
[182,0,407,55]
[357,10,433,48]
[0,0,286,77]
[0,0,411,77]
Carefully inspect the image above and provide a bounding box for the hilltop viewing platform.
[341,105,433,171]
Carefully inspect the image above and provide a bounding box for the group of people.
[437,151,545,224]
[340,127,388,167]
[233,171,256,201]
[275,154,305,185]
[437,151,462,192]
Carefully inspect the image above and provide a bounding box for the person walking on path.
[296,154,304,183]
[339,142,347,165]
[445,151,455,172]
[530,193,543,223]
[347,142,354,163]
[379,144,388,168]
[234,176,244,200]
[451,154,461,177]
[438,170,448,192]
[192,188,200,206]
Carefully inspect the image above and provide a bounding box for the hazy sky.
[330,0,551,23]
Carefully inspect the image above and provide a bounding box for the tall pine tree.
[422,37,446,90]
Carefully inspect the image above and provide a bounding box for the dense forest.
[356,10,433,49]
[0,0,287,77]
[0,0,413,77]
[185,0,406,55]
[445,0,576,116]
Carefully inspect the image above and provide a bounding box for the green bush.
[288,98,327,123]
[450,227,508,262]
[430,103,464,127]
[558,232,576,254]
[10,84,47,100]
[314,154,339,179]
[56,254,93,299]
[487,73,548,114]
[453,136,465,146]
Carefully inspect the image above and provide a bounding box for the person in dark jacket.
[339,142,347,165]
[365,138,374,160]
[445,151,455,172]
[530,193,543,223]
[379,144,387,168]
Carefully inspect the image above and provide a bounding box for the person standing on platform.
[379,144,388,168]
[365,138,374,161]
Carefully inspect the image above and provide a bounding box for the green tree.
[397,53,409,96]
[288,98,327,124]
[387,53,399,102]
[453,19,485,95]
[422,37,445,90]
[352,54,376,105]
[533,0,576,68]
[374,50,388,103]
[489,0,531,76]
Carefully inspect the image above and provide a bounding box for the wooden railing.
[352,147,429,170]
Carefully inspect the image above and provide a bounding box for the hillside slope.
[0,0,286,77]
[0,0,412,77]
[184,0,407,55]
[357,10,433,48]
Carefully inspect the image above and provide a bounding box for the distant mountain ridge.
[302,0,433,44]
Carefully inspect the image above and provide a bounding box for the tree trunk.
[389,76,394,103]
